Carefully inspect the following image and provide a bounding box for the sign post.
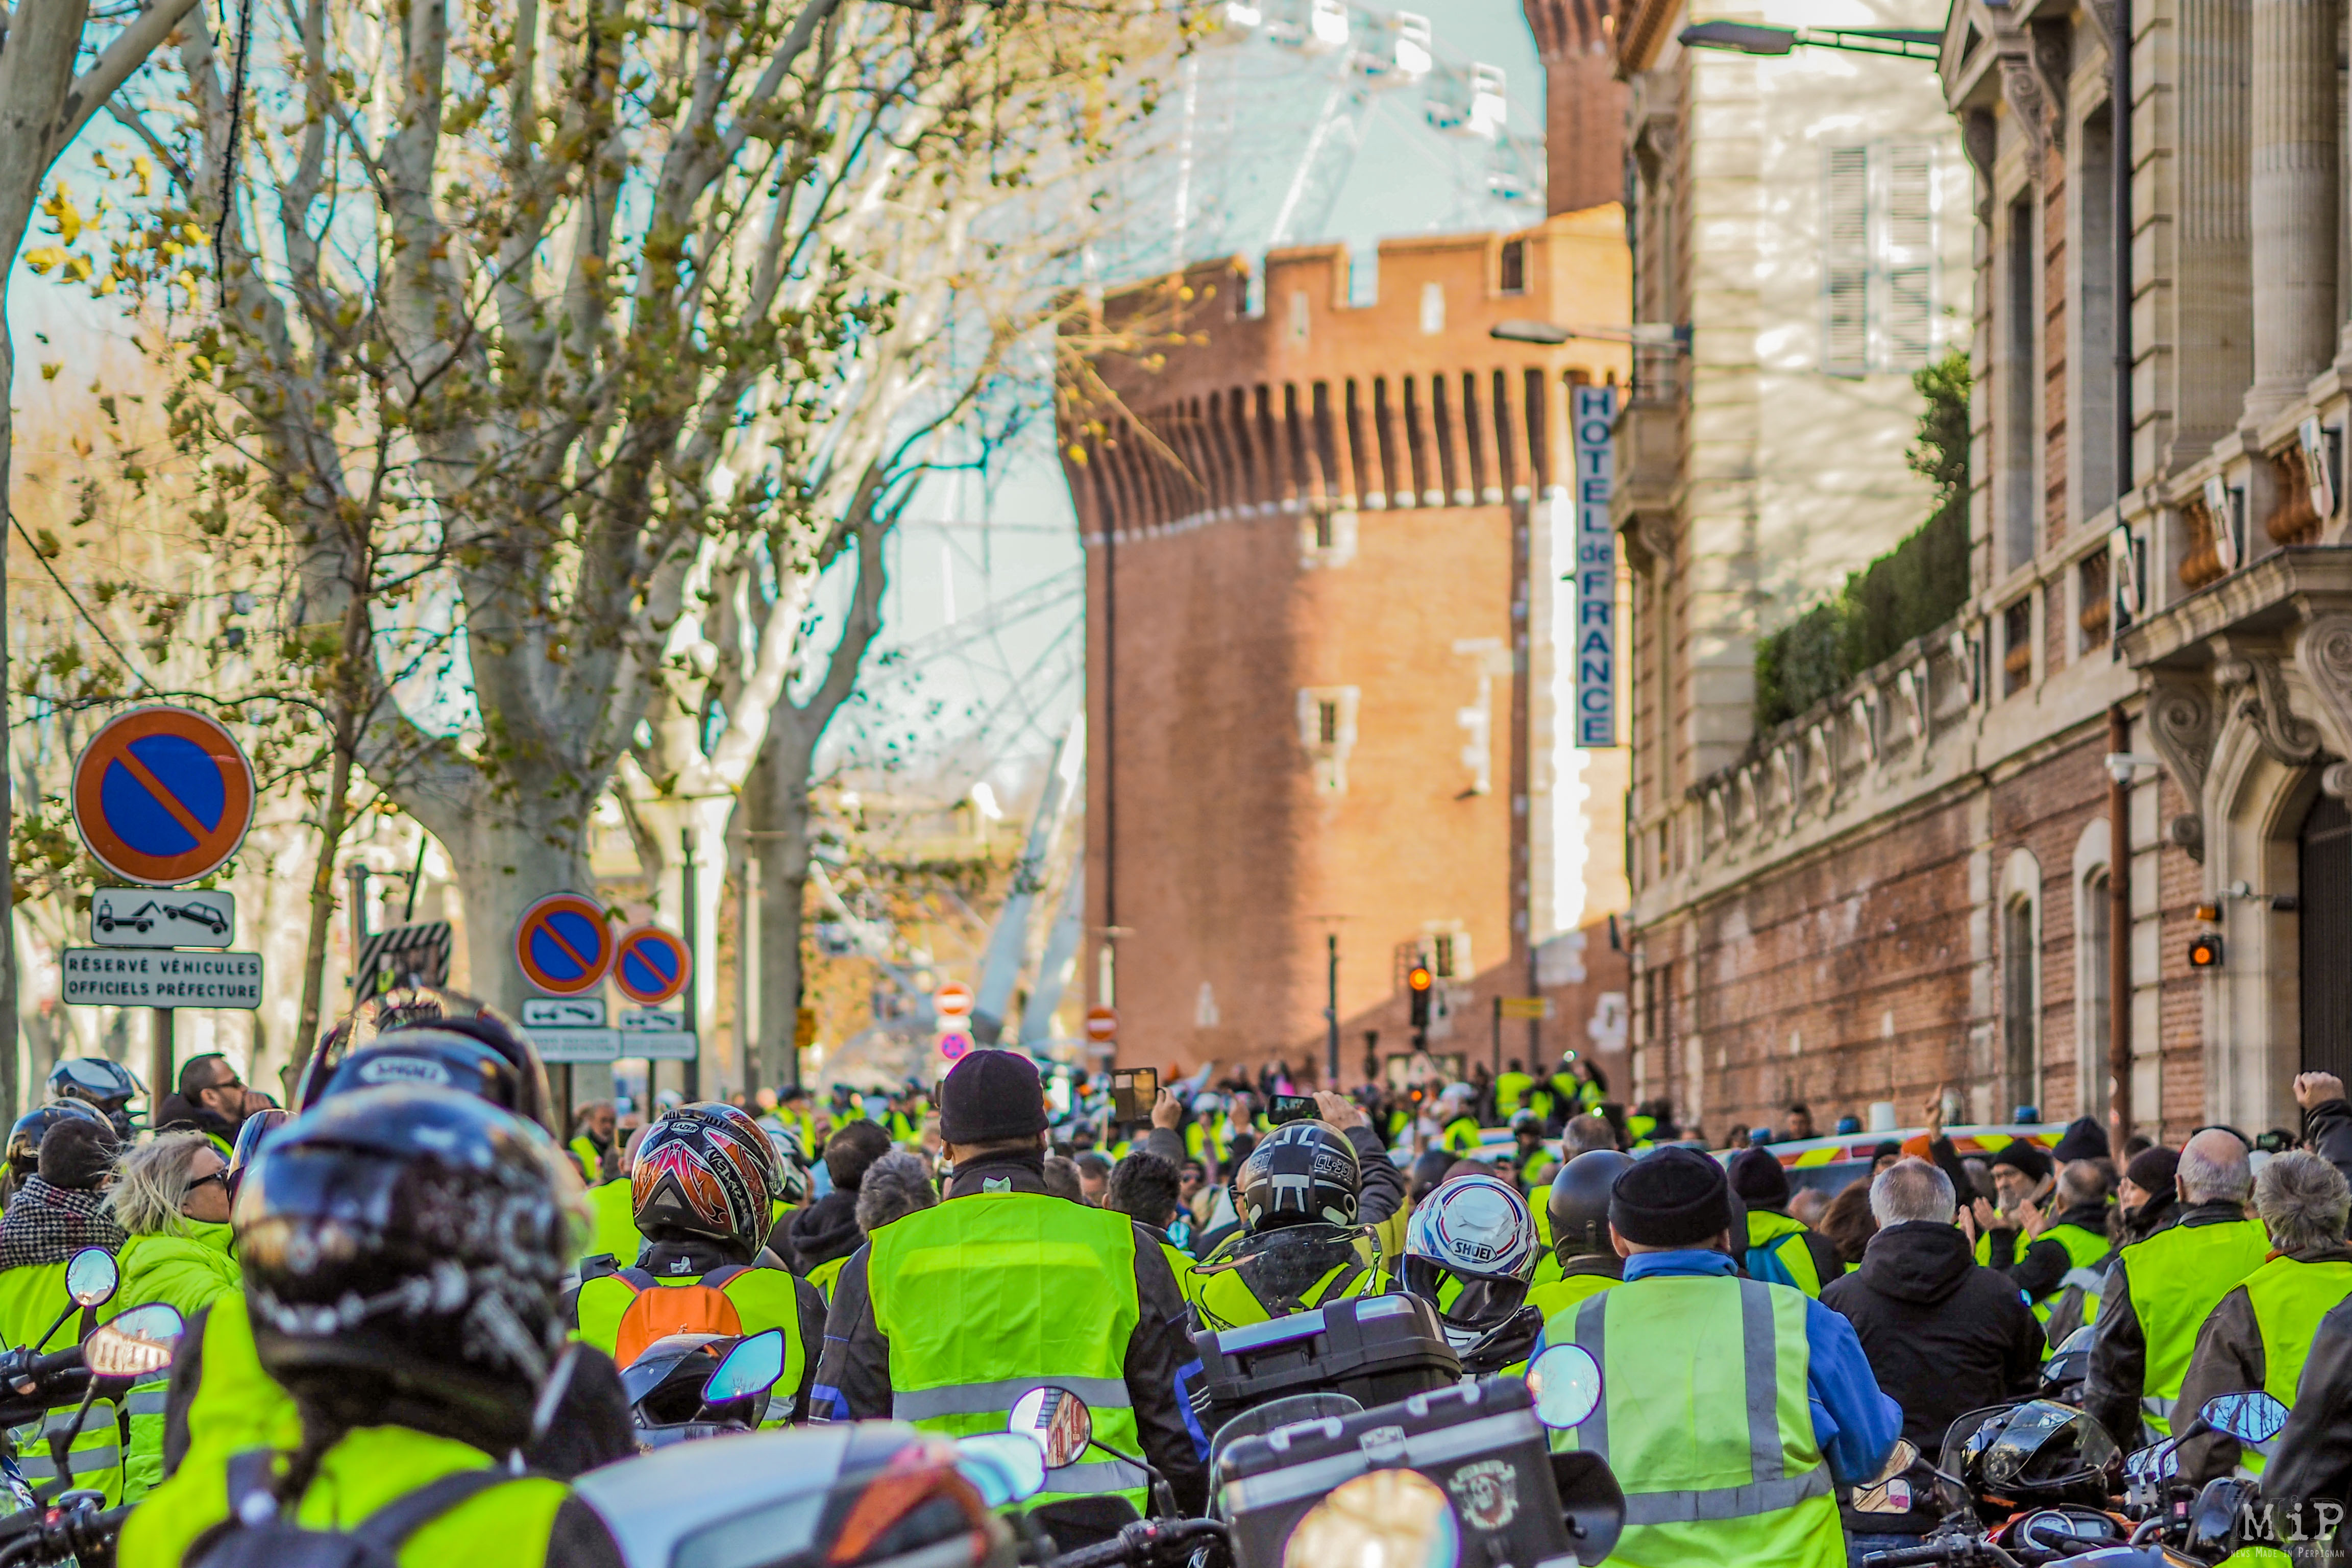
[69,704,261,1099]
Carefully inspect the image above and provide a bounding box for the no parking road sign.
[513,893,615,996]
[72,706,255,887]
[612,925,692,1007]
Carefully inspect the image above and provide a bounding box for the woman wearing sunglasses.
[103,1132,240,1501]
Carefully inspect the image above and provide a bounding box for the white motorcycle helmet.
[1402,1172,1541,1343]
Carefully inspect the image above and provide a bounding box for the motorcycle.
[0,1250,186,1567]
[619,1329,784,1449]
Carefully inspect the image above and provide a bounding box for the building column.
[2243,0,2338,425]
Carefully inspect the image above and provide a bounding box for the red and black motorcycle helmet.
[236,1086,583,1449]
[631,1104,782,1261]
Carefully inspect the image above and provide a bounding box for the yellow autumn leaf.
[64,256,91,282]
[21,248,65,275]
[40,363,60,381]
[131,157,152,198]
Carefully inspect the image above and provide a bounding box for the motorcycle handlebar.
[1861,1541,2024,1568]
[1049,1517,1231,1568]
[0,1502,132,1567]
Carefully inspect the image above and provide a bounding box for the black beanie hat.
[2124,1145,2180,1197]
[1727,1145,1791,1208]
[1609,1146,1733,1248]
[1989,1141,2054,1182]
[937,1050,1049,1145]
[2052,1116,2110,1163]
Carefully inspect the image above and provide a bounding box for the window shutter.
[1880,144,1935,369]
[1823,147,1870,376]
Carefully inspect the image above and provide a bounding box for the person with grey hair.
[1980,1159,2116,1325]
[853,1150,939,1237]
[1560,1114,1617,1158]
[2086,1128,2273,1451]
[2172,1150,2352,1483]
[1821,1160,2042,1551]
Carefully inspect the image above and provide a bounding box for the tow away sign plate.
[88,888,236,948]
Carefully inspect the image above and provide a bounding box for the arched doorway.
[2303,792,2352,1081]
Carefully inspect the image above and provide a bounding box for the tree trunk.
[0,316,16,1115]
[290,590,370,1075]
[741,725,815,1094]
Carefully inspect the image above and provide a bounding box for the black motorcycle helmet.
[224,1106,290,1206]
[1941,1400,2121,1516]
[236,1086,584,1450]
[1234,1121,1360,1233]
[311,1031,528,1116]
[1548,1149,1633,1260]
[7,1100,106,1180]
[297,988,554,1134]
[48,1058,144,1139]
[621,1333,773,1431]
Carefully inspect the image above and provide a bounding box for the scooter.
[620,1329,784,1449]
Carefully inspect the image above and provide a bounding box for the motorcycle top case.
[1192,1293,1460,1428]
[1216,1376,1573,1568]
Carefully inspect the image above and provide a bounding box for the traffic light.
[1407,964,1433,1030]
[2188,933,2224,969]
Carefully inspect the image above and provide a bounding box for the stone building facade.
[1619,0,2352,1146]
[1059,212,1633,1079]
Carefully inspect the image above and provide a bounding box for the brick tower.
[1062,212,1631,1079]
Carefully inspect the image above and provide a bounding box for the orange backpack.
[599,1263,748,1368]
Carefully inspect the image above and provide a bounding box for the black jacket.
[788,1189,865,1275]
[2084,1200,2253,1451]
[2264,1291,2352,1558]
[1821,1221,2043,1533]
[2306,1099,2352,1213]
[812,1153,1210,1514]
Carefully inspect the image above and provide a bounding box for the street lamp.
[1677,21,1941,59]
[1490,320,1693,352]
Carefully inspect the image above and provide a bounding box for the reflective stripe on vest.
[127,1372,171,1417]
[10,1398,122,1502]
[866,1190,1146,1514]
[1565,1274,1839,1562]
[2234,1257,2352,1473]
[2122,1219,2271,1437]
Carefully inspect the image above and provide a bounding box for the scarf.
[2,1177,126,1269]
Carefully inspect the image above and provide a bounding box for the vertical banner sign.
[1571,384,1619,748]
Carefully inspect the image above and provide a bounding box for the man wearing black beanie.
[1728,1145,1844,1297]
[1530,1146,1899,1568]
[812,1051,1207,1526]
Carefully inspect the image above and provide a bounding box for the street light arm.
[1677,20,1941,60]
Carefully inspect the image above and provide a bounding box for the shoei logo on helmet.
[355,1057,451,1087]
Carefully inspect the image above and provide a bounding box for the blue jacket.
[1531,1248,1903,1486]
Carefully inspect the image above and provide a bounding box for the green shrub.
[1753,351,1971,731]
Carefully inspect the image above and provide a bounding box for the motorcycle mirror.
[1008,1385,1094,1471]
[65,1249,118,1309]
[1526,1343,1602,1430]
[1848,1440,1918,1516]
[955,1433,1047,1508]
[84,1303,182,1377]
[1284,1469,1460,1568]
[2200,1391,2289,1445]
[701,1330,786,1405]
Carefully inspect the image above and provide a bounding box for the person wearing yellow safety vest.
[1104,1151,1199,1302]
[1183,1095,1405,1331]
[1728,1146,1845,1298]
[1435,1085,1482,1157]
[2255,1276,2352,1559]
[0,1110,126,1506]
[2172,1150,2352,1483]
[151,1054,252,1162]
[813,1049,1209,1529]
[789,1120,891,1301]
[1534,1146,1902,1568]
[570,1104,825,1423]
[1493,1059,1534,1121]
[1977,1155,2117,1328]
[567,1100,620,1186]
[101,1133,241,1502]
[1183,1093,1234,1175]
[583,1124,651,1265]
[157,1017,635,1494]
[2086,1128,2273,1450]
[119,1087,630,1568]
[2046,1145,2181,1348]
[1396,1172,1545,1375]
[777,1087,822,1165]
[1526,1150,1628,1323]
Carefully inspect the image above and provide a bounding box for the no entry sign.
[612,924,692,1007]
[513,893,615,996]
[71,706,255,887]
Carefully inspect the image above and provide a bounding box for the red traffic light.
[1407,965,1433,992]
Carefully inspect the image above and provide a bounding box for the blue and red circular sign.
[938,1030,973,1062]
[513,893,615,996]
[71,705,255,887]
[612,924,692,1006]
